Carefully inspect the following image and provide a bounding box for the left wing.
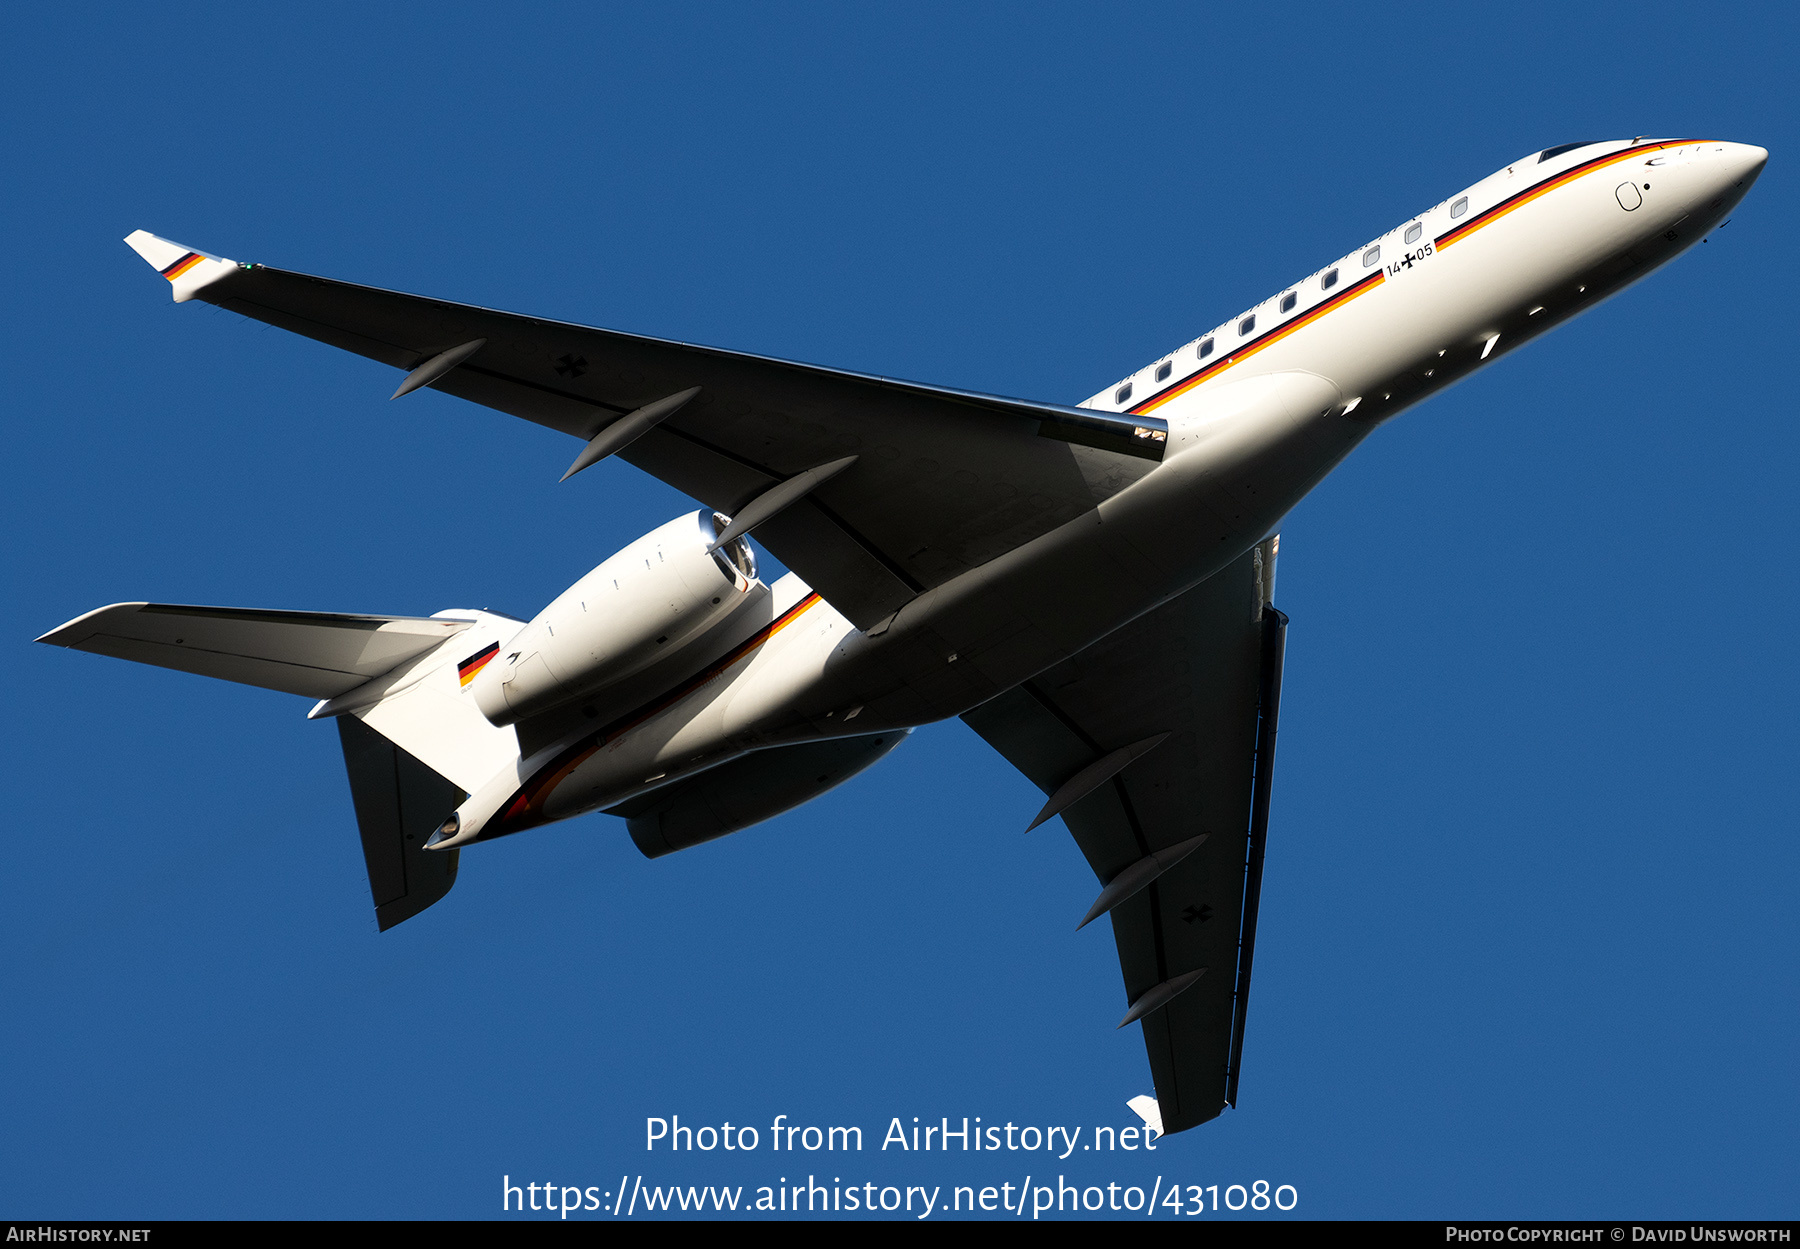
[961,537,1286,1134]
[124,231,1168,631]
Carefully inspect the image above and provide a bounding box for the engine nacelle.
[473,511,765,726]
[617,731,910,858]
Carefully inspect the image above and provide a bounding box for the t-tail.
[35,602,526,929]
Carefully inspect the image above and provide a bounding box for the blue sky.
[4,1,1795,1221]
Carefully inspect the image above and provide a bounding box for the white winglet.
[124,229,240,302]
[1126,1095,1163,1137]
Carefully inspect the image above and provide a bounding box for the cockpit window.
[1539,141,1604,163]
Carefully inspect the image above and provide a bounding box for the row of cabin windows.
[1114,192,1479,404]
[1127,258,1346,399]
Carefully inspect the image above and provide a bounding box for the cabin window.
[1115,383,1132,405]
[1280,291,1297,313]
[1322,268,1339,290]
[1238,315,1256,336]
[1198,338,1215,359]
[1404,222,1422,244]
[1363,245,1381,267]
[1450,196,1469,219]
[1155,361,1172,382]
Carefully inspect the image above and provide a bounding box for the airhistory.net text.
[645,1115,1160,1156]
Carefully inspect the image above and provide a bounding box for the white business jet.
[40,138,1765,1133]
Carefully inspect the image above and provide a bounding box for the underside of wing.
[123,231,1168,629]
[36,603,473,699]
[962,537,1286,1133]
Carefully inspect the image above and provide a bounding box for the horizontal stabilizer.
[124,230,239,303]
[37,603,474,699]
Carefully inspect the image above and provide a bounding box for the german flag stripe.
[1123,142,1675,419]
[493,592,826,836]
[159,252,205,280]
[1127,269,1386,417]
[1435,141,1669,251]
[457,641,500,686]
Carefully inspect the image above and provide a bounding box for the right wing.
[123,231,1168,630]
[961,538,1286,1133]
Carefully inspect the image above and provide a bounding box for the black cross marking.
[555,354,588,378]
[1182,904,1212,925]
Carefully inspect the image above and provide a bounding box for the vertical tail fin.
[328,610,527,929]
[337,716,465,931]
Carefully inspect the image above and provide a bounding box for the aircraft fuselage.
[432,139,1765,846]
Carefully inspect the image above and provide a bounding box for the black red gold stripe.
[1126,269,1386,417]
[1121,143,1673,419]
[490,591,825,837]
[1435,141,1669,251]
[159,251,205,280]
[457,641,500,686]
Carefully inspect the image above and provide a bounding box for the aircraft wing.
[36,603,473,699]
[125,231,1168,630]
[960,537,1286,1134]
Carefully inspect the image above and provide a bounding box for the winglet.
[1126,1095,1164,1137]
[124,230,240,302]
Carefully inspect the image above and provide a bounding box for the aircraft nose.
[1713,141,1769,188]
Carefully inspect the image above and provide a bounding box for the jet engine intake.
[472,511,765,726]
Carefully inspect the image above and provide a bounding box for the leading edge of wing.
[124,230,1168,445]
